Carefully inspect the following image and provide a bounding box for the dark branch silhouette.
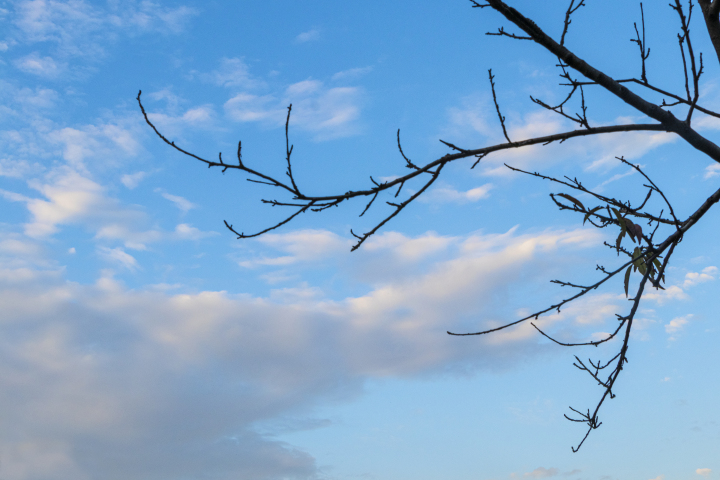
[139,0,720,451]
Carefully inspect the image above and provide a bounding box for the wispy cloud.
[97,246,138,270]
[419,184,494,204]
[524,467,559,478]
[1,167,213,251]
[12,0,197,52]
[20,169,133,238]
[704,163,720,179]
[332,66,373,82]
[156,189,196,213]
[200,57,264,89]
[295,28,320,43]
[239,229,350,269]
[14,52,64,77]
[665,314,693,339]
[174,223,216,241]
[120,171,147,189]
[440,95,676,176]
[594,165,637,191]
[696,468,712,477]
[224,78,364,140]
[47,121,142,172]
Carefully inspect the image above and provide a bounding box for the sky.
[0,0,719,479]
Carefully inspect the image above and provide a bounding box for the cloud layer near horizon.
[0,224,617,479]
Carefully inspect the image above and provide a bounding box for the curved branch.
[485,0,720,163]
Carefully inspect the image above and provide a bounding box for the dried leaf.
[624,265,632,297]
[634,222,643,238]
[616,217,627,249]
[626,221,637,243]
[583,206,602,225]
[557,193,585,211]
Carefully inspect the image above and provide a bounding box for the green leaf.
[624,265,632,297]
[638,261,647,275]
[653,258,662,269]
[632,247,642,271]
[632,247,641,261]
[557,193,585,211]
[583,206,603,225]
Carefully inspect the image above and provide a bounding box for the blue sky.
[0,0,719,478]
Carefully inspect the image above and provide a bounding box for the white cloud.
[97,246,138,270]
[295,28,319,43]
[201,57,264,89]
[363,231,455,262]
[420,183,494,204]
[643,285,689,304]
[120,171,147,189]
[14,0,101,49]
[525,467,559,478]
[704,163,720,179]
[0,223,673,478]
[94,224,162,250]
[696,468,712,477]
[11,0,197,59]
[239,229,350,268]
[157,190,196,213]
[0,226,610,479]
[559,293,621,326]
[693,114,720,131]
[683,266,717,288]
[174,223,216,241]
[1,168,212,250]
[145,105,215,138]
[665,314,693,336]
[0,157,41,179]
[0,233,48,271]
[583,130,674,172]
[0,237,41,257]
[22,169,119,237]
[14,52,63,77]
[593,165,637,191]
[115,2,197,34]
[331,66,373,82]
[440,95,676,176]
[224,79,364,141]
[15,86,59,110]
[441,94,495,141]
[224,93,282,123]
[47,122,142,172]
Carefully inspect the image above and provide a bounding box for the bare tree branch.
[484,0,720,163]
[140,0,720,452]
